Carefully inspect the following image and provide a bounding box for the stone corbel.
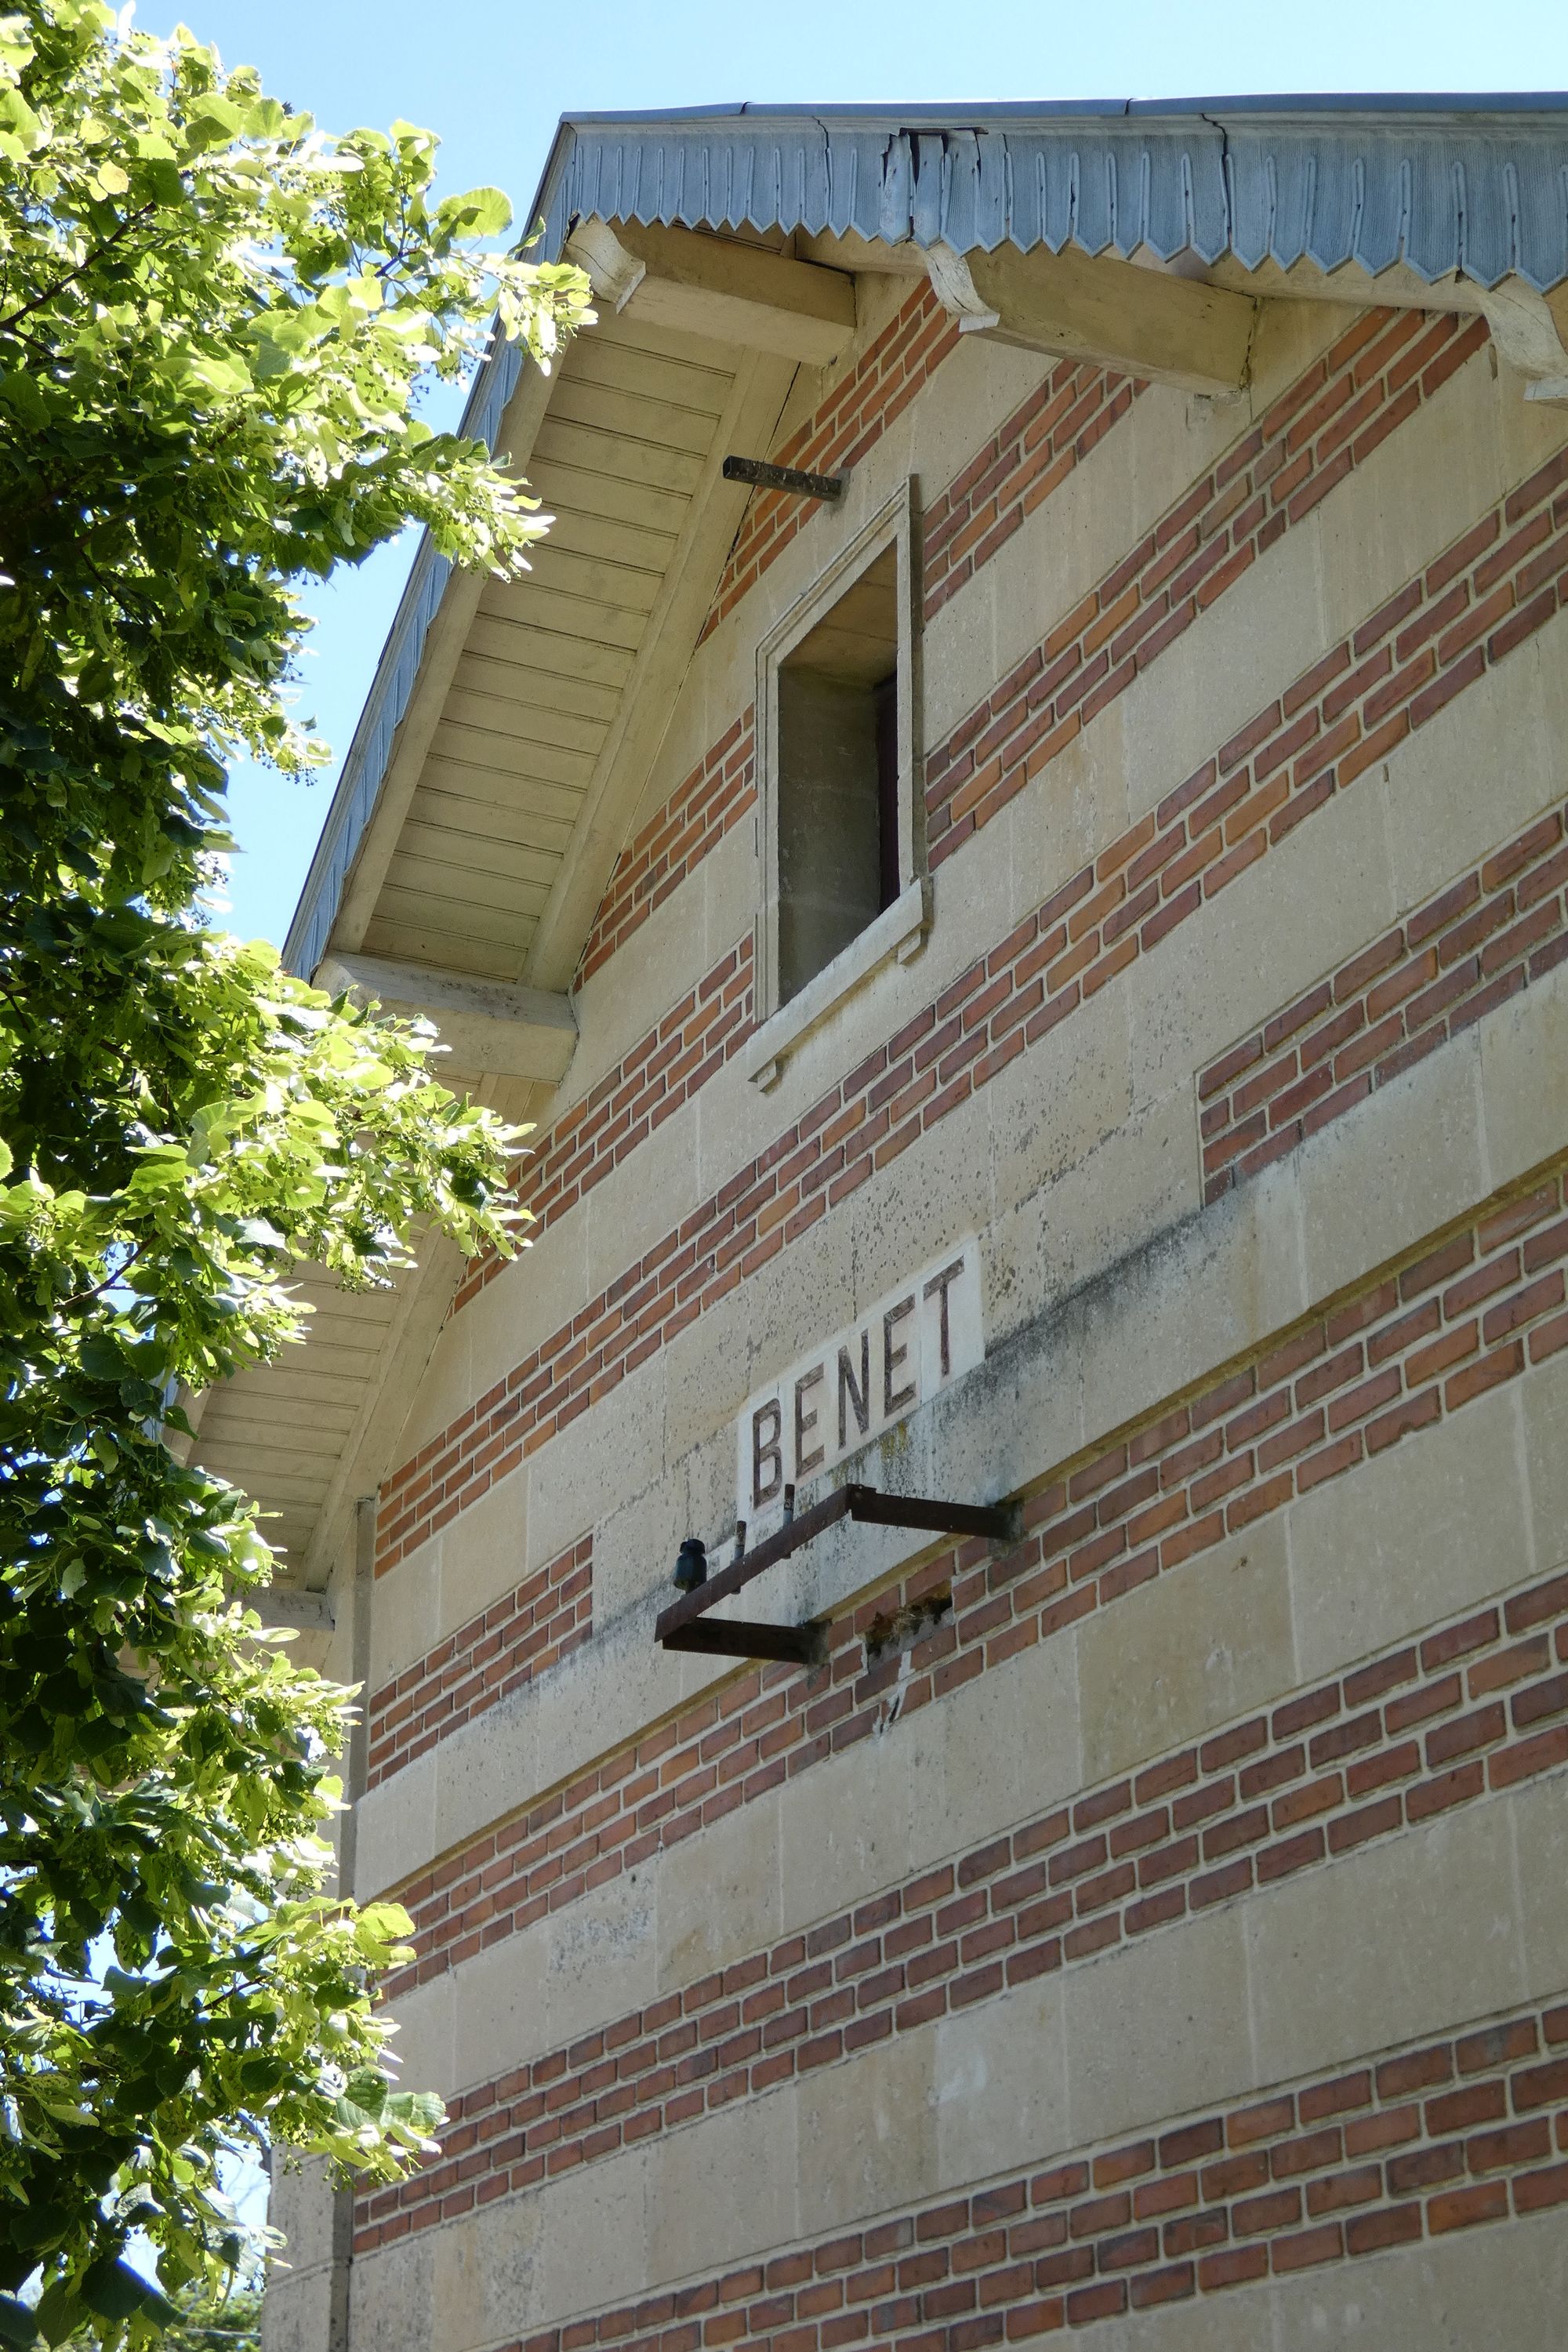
[923,242,1000,333]
[1476,281,1568,406]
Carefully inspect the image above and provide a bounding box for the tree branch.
[0,201,160,336]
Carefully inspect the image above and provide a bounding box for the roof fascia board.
[283,121,586,978]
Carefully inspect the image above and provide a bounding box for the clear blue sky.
[176,0,1568,951]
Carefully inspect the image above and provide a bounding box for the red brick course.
[699,283,960,647]
[452,938,755,1321]
[367,1998,1568,2324]
[357,1562,1568,2242]
[366,1537,592,1790]
[578,715,757,989]
[376,1166,1568,1996]
[1200,797,1568,1202]
[924,309,1487,869]
[921,362,1135,624]
[383,436,1568,1577]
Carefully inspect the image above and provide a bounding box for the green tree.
[0,4,590,2341]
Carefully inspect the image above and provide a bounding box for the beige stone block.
[985,980,1131,1228]
[1246,1794,1526,2084]
[354,1749,435,1902]
[1522,1352,1568,1581]
[448,1924,554,2094]
[1495,358,1568,483]
[779,1715,924,1934]
[843,1129,996,1325]
[584,1102,701,1301]
[1480,956,1568,1203]
[383,1969,456,2104]
[1507,1769,1568,2002]
[727,1189,860,1398]
[1269,2209,1568,2350]
[1287,1383,1531,1682]
[265,2152,339,2277]
[1246,298,1360,417]
[1118,499,1330,828]
[429,1683,539,1868]
[538,2139,651,2321]
[527,1600,703,1799]
[933,1974,1069,2191]
[657,1788,781,1991]
[797,2025,938,2238]
[662,1272,759,1468]
[1087,2275,1269,2352]
[927,1293,1084,1523]
[345,2235,431,2352]
[1297,1025,1486,1305]
[929,362,1254,760]
[911,336,1051,511]
[1079,1517,1295,1784]
[694,819,759,978]
[1384,601,1568,916]
[1004,710,1128,930]
[430,2183,545,2352]
[1313,333,1497,651]
[593,1457,694,1627]
[570,873,719,1112]
[367,1539,441,1695]
[260,2267,339,2352]
[432,2191,543,2352]
[1124,771,1394,1110]
[524,1339,666,1570]
[645,2085,798,2287]
[1065,1904,1251,2145]
[994,1087,1206,1390]
[433,1463,528,1648]
[916,1628,1083,1868]
[462,1209,588,1410]
[1067,1112,1301,1443]
[545,1865,659,2049]
[923,532,1006,753]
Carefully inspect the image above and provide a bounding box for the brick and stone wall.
[274,267,1568,2352]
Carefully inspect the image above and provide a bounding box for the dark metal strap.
[723,453,846,502]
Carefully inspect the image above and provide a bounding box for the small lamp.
[673,1536,708,1592]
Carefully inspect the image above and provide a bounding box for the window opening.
[775,543,900,1004]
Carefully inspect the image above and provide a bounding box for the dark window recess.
[777,545,899,1004]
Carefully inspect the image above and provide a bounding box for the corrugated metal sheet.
[546,103,1568,289]
[285,95,1568,978]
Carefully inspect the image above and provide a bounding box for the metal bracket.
[723,454,847,503]
[655,1483,1022,1667]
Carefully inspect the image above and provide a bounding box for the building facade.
[242,99,1568,2350]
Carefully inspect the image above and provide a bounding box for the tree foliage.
[0,4,590,2340]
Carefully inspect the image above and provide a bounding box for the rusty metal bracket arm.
[654,1483,1020,1658]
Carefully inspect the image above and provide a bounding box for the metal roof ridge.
[557,92,1568,126]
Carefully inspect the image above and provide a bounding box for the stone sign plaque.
[736,1236,984,1529]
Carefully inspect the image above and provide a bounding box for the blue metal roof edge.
[283,96,1568,978]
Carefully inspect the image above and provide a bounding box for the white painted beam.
[250,1588,334,1634]
[565,216,857,367]
[926,240,1258,394]
[317,951,577,1083]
